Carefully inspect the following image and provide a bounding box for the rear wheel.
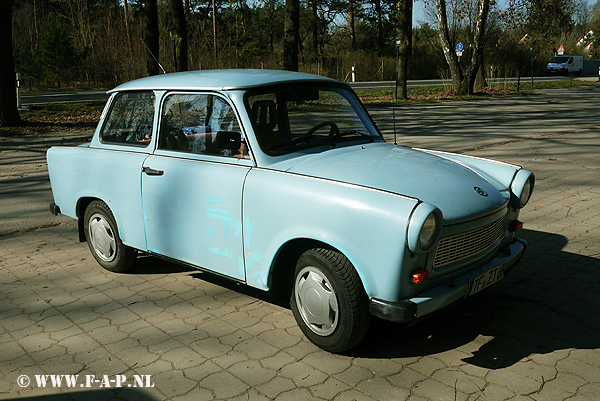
[290,248,369,352]
[83,200,136,272]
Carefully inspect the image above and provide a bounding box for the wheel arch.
[76,197,102,242]
[267,238,370,301]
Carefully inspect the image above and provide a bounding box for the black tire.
[290,248,370,352]
[83,200,136,273]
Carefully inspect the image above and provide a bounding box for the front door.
[142,92,252,280]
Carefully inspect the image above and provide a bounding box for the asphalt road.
[21,90,110,106]
[19,76,581,105]
[2,84,599,238]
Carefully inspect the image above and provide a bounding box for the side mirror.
[216,131,242,150]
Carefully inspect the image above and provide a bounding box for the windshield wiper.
[335,130,376,143]
[268,135,333,153]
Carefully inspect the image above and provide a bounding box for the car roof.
[108,69,341,93]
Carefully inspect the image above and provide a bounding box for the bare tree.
[311,0,319,60]
[143,0,160,76]
[0,0,22,127]
[212,0,217,66]
[435,0,490,94]
[170,0,188,71]
[284,0,300,71]
[396,0,413,100]
[374,0,384,55]
[349,0,358,50]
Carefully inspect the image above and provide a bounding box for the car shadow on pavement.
[126,254,196,275]
[3,388,162,401]
[125,254,290,308]
[350,229,600,368]
[119,229,599,368]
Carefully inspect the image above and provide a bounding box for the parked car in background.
[546,55,583,75]
[47,70,534,352]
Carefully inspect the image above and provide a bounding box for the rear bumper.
[49,202,61,216]
[370,238,527,323]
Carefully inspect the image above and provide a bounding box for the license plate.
[467,263,505,297]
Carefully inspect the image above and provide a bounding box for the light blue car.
[47,70,534,352]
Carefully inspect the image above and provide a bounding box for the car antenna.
[140,38,167,74]
[393,104,398,145]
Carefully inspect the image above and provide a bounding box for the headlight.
[419,213,438,251]
[407,203,442,254]
[510,170,535,209]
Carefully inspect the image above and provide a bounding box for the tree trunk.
[311,0,318,61]
[375,0,384,56]
[238,0,247,65]
[435,0,489,95]
[143,0,160,76]
[474,59,487,91]
[467,0,489,93]
[0,0,22,127]
[349,0,357,50]
[123,0,133,73]
[283,0,299,71]
[396,0,412,100]
[435,0,463,94]
[170,0,188,71]
[212,0,217,65]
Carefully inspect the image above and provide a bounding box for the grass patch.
[356,78,597,105]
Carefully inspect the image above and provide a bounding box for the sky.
[411,0,598,27]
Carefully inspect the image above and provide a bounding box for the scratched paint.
[243,217,265,288]
[208,247,234,259]
[205,198,266,288]
[206,197,250,282]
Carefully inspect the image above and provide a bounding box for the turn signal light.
[411,269,429,284]
[510,220,524,232]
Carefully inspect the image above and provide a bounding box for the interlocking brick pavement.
[1,87,599,400]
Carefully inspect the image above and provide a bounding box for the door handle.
[142,166,164,176]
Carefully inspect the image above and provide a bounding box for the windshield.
[245,84,383,156]
[550,56,569,63]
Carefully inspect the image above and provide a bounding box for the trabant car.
[47,70,534,352]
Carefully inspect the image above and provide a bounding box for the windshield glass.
[550,56,569,63]
[245,84,383,156]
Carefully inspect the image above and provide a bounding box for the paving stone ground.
[1,86,599,400]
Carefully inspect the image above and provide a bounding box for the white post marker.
[15,73,21,109]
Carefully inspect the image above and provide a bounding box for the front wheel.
[290,248,369,352]
[83,200,136,272]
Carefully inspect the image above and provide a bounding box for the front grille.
[433,214,508,268]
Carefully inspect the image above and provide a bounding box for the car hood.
[284,142,508,223]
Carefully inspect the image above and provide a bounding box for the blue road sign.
[456,43,464,52]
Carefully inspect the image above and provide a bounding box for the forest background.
[8,0,600,92]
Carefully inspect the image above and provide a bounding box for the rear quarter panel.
[47,146,148,251]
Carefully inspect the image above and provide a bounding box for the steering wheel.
[305,122,339,138]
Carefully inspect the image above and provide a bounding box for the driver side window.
[158,93,248,158]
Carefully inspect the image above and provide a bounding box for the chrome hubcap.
[88,213,117,262]
[295,266,339,336]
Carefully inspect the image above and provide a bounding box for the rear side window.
[101,91,155,146]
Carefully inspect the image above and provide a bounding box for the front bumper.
[546,68,566,75]
[370,238,527,323]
